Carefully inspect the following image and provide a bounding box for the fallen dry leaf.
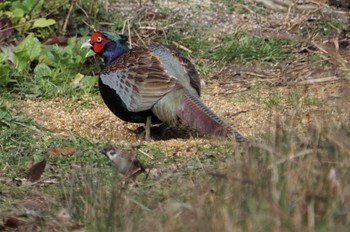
[2,216,26,228]
[42,36,68,46]
[27,159,46,182]
[47,147,75,156]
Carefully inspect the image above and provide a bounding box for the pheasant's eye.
[96,36,102,42]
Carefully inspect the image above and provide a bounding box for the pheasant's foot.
[145,116,152,141]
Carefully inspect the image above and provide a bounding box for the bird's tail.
[176,93,246,143]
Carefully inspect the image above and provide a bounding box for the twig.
[62,0,76,35]
[133,28,147,47]
[139,26,158,30]
[121,19,127,35]
[172,41,192,53]
[128,20,132,49]
[81,19,95,30]
[75,3,89,18]
[138,149,154,160]
[231,109,251,117]
[284,0,298,24]
[243,71,269,79]
[23,175,60,187]
[298,76,339,85]
[311,41,329,54]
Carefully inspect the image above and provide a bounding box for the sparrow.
[102,144,145,176]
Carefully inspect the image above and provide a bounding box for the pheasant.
[81,31,245,142]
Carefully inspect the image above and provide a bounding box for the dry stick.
[133,28,147,47]
[311,41,329,54]
[121,18,127,35]
[76,3,90,19]
[81,19,95,30]
[138,149,154,160]
[172,41,192,53]
[23,175,60,187]
[62,0,76,35]
[298,76,339,85]
[230,109,251,117]
[243,71,270,79]
[128,20,132,49]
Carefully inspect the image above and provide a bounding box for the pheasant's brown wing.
[100,47,178,112]
[162,44,201,96]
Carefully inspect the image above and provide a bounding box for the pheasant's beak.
[81,40,92,49]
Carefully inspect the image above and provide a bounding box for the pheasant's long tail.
[176,93,246,143]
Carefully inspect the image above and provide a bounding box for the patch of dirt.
[18,81,348,155]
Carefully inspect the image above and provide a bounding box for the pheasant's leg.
[145,116,152,141]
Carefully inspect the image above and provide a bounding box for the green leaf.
[11,0,44,12]
[34,63,52,79]
[13,33,41,73]
[32,18,55,29]
[0,53,8,63]
[0,65,11,86]
[12,8,24,18]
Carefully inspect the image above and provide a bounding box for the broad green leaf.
[39,45,66,68]
[0,53,8,63]
[4,8,24,19]
[32,18,55,29]
[13,33,41,73]
[12,8,24,18]
[34,63,52,79]
[11,0,44,12]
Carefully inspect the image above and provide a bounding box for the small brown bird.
[102,144,145,176]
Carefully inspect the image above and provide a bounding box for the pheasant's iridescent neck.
[101,41,129,65]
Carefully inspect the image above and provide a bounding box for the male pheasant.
[81,31,245,142]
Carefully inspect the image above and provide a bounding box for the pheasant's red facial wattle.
[90,32,111,54]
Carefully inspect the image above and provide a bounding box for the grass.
[208,32,296,63]
[60,117,350,231]
[1,0,350,231]
[315,19,347,36]
[1,91,350,231]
